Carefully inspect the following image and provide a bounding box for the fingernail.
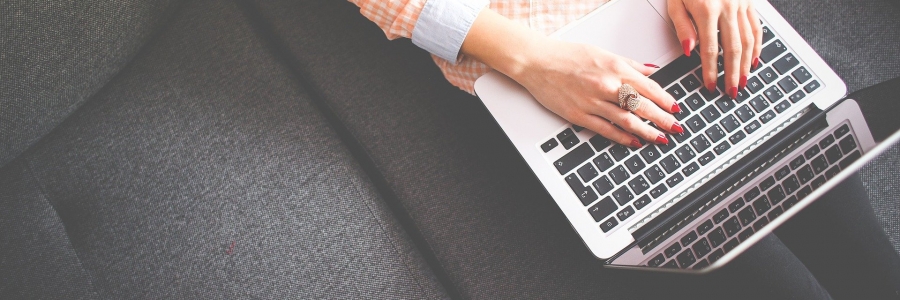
[752,57,759,69]
[706,82,716,93]
[671,103,681,113]
[655,134,669,145]
[630,139,643,148]
[739,75,747,90]
[644,63,660,68]
[671,122,684,134]
[728,87,738,99]
[682,40,692,57]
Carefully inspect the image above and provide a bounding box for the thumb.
[667,0,697,57]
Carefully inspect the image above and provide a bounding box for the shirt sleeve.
[349,0,489,64]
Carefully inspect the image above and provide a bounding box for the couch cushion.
[0,0,181,168]
[0,0,448,298]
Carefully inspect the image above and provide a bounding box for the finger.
[695,8,720,94]
[624,75,680,114]
[668,0,697,57]
[577,114,642,148]
[591,100,668,145]
[736,2,754,90]
[631,93,681,136]
[719,7,742,99]
[622,56,661,76]
[747,4,763,70]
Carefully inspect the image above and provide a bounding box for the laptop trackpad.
[557,0,681,65]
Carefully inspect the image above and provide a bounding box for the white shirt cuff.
[411,0,489,64]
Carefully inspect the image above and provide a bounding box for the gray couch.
[2,0,899,299]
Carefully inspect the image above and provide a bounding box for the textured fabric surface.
[0,0,448,298]
[0,0,180,168]
[248,0,900,298]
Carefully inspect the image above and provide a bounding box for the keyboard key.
[773,100,791,114]
[673,129,693,143]
[789,91,806,103]
[720,115,741,133]
[797,165,814,184]
[577,163,599,182]
[747,77,765,94]
[589,197,618,221]
[650,54,702,88]
[749,96,770,112]
[723,238,740,253]
[664,242,683,258]
[698,220,715,235]
[657,136,678,153]
[736,89,752,102]
[708,249,725,263]
[557,128,575,141]
[697,151,715,166]
[789,155,806,170]
[690,135,712,153]
[713,141,731,155]
[692,238,712,258]
[666,173,685,187]
[561,136,579,149]
[840,151,861,169]
[705,125,726,143]
[593,176,615,195]
[645,165,666,184]
[723,216,742,236]
[783,175,800,194]
[753,196,772,215]
[674,103,691,121]
[681,74,703,92]
[629,176,651,194]
[573,125,584,132]
[735,105,755,122]
[713,208,730,224]
[682,162,700,177]
[804,80,821,93]
[783,195,800,209]
[729,130,747,144]
[708,227,727,248]
[649,184,668,199]
[768,206,785,220]
[661,260,678,268]
[778,76,799,93]
[701,105,722,123]
[715,97,736,113]
[600,217,619,232]
[762,85,784,103]
[554,143,594,174]
[609,165,630,184]
[768,185,787,204]
[759,110,776,124]
[825,166,841,179]
[675,145,697,163]
[834,124,851,139]
[819,134,835,148]
[640,146,662,164]
[745,187,761,201]
[792,67,813,83]
[624,155,646,174]
[692,259,710,270]
[760,40,787,63]
[617,205,636,221]
[541,138,558,152]
[738,206,757,226]
[685,115,707,133]
[648,254,666,267]
[700,83,721,100]
[804,145,820,160]
[811,155,828,174]
[681,231,699,246]
[797,185,812,199]
[728,198,745,213]
[612,186,634,205]
[744,120,762,134]
[761,26,775,43]
[738,228,755,242]
[773,53,800,74]
[775,165,791,180]
[684,93,705,111]
[760,176,776,191]
[839,135,857,154]
[811,176,827,189]
[593,153,615,171]
[758,67,778,84]
[634,195,653,209]
[825,145,843,164]
[677,249,697,268]
[609,144,631,161]
[667,84,688,100]
[660,155,682,173]
[566,174,599,205]
[589,135,612,151]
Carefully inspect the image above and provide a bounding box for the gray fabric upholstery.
[0,0,181,168]
[248,0,900,298]
[0,0,448,298]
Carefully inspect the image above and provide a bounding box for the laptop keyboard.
[647,123,861,269]
[540,23,822,234]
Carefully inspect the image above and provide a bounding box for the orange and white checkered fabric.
[350,0,610,94]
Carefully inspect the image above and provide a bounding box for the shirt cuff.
[411,0,489,64]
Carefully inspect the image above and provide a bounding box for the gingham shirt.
[349,0,610,94]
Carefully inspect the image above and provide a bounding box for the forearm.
[460,9,547,80]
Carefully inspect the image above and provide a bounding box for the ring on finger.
[617,83,644,112]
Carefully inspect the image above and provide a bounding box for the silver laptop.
[473,0,900,273]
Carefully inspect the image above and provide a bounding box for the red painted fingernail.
[644,63,660,68]
[671,122,684,134]
[655,134,669,145]
[682,40,692,57]
[728,87,738,99]
[630,139,642,148]
[739,75,748,90]
[671,103,681,113]
[706,82,716,93]
[752,57,759,69]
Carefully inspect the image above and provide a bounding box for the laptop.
[473,0,900,273]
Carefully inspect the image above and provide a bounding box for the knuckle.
[702,46,719,58]
[725,45,742,56]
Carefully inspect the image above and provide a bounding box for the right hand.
[509,37,683,147]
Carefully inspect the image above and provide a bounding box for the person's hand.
[668,0,762,99]
[508,38,683,147]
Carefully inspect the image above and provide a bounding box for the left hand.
[668,0,763,100]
